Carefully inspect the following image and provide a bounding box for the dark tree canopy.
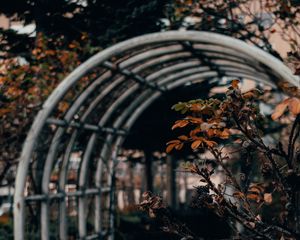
[0,0,168,58]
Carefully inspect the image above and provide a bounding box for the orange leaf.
[231,79,240,89]
[190,128,201,137]
[288,97,300,115]
[247,193,261,202]
[204,139,217,147]
[172,120,189,130]
[207,128,217,138]
[166,143,177,153]
[219,129,230,139]
[178,135,188,141]
[58,101,69,112]
[187,116,203,124]
[166,139,181,145]
[264,193,272,205]
[248,184,264,194]
[0,108,11,117]
[243,89,261,99]
[233,191,245,199]
[271,99,290,120]
[242,92,254,99]
[190,103,202,111]
[191,139,202,149]
[175,143,184,150]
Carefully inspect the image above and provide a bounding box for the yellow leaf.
[190,103,202,111]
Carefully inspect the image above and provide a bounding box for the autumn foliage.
[140,80,300,239]
[0,33,96,185]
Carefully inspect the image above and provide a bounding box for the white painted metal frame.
[14,31,299,240]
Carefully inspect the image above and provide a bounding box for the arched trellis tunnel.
[14,31,299,240]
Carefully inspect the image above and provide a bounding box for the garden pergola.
[14,31,298,240]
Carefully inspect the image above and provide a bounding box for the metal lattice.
[14,31,298,240]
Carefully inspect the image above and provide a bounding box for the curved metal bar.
[39,70,117,239]
[157,67,271,86]
[117,44,185,68]
[121,42,265,74]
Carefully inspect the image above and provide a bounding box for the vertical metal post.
[144,151,153,192]
[166,155,177,208]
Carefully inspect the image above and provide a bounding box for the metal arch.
[14,31,299,240]
[76,67,271,237]
[60,68,270,238]
[61,58,273,238]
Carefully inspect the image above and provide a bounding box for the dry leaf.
[233,191,245,199]
[231,79,240,89]
[191,139,202,149]
[204,139,217,147]
[288,97,300,115]
[175,142,184,150]
[271,99,290,120]
[200,122,213,131]
[247,193,261,202]
[166,139,181,145]
[166,143,177,153]
[264,193,272,205]
[58,101,69,112]
[178,135,188,141]
[172,120,189,130]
